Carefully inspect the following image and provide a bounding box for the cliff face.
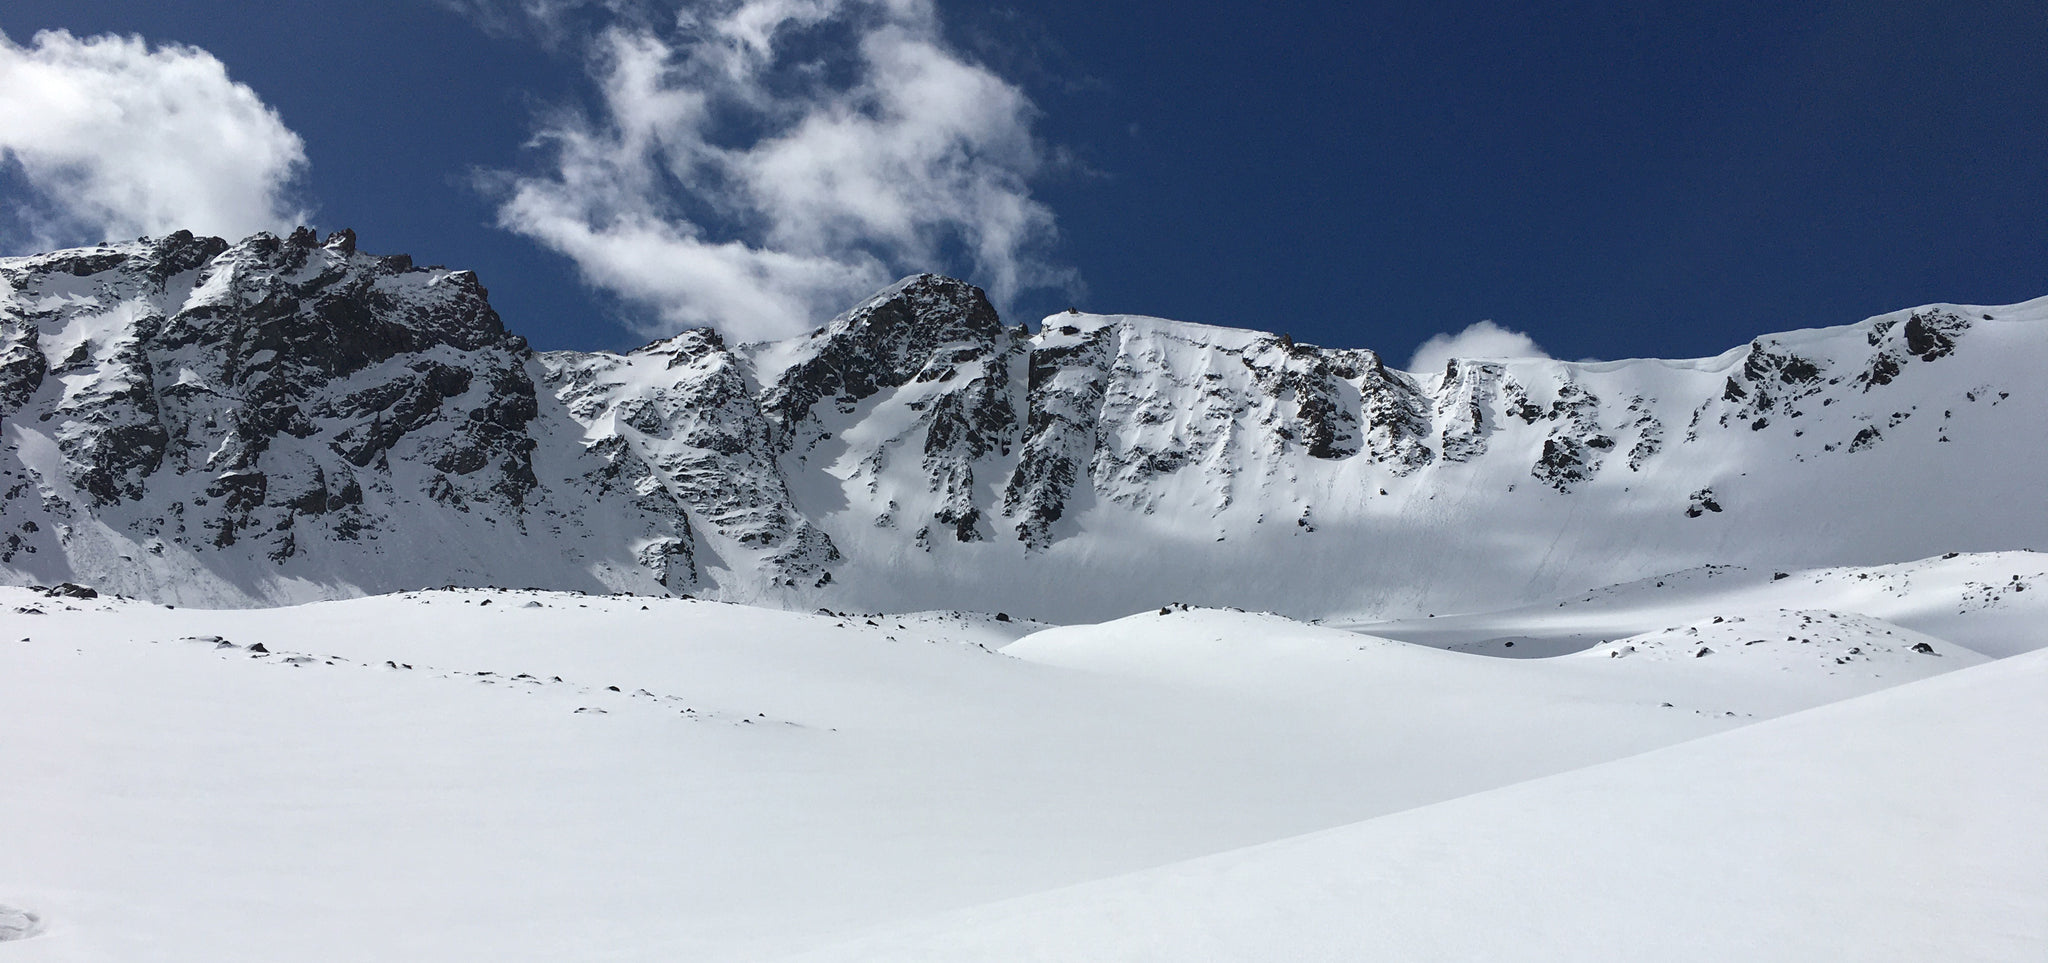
[4,232,2044,619]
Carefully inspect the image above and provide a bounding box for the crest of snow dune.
[1406,319,1552,374]
[481,0,1071,342]
[0,29,307,250]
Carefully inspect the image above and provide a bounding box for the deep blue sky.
[3,0,2043,364]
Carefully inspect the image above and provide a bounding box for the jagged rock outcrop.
[1859,309,1969,390]
[1,230,541,565]
[1434,360,1502,463]
[541,328,834,589]
[4,231,2043,619]
[755,274,1026,547]
[760,274,1013,451]
[1529,379,1615,493]
[1003,319,1115,548]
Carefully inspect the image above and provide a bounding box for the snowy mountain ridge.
[4,229,2045,619]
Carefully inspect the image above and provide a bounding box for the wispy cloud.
[0,29,307,250]
[440,0,659,47]
[466,0,1071,342]
[1406,320,1552,374]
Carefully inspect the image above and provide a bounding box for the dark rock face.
[1346,351,1435,472]
[1718,336,1827,428]
[1241,341,1433,470]
[1860,310,1970,390]
[918,348,1020,544]
[1624,395,1665,471]
[1434,361,1502,463]
[763,274,1009,450]
[0,230,544,573]
[1530,381,1614,493]
[1003,324,1115,548]
[0,317,47,419]
[1242,340,1366,461]
[1902,311,1964,361]
[542,327,836,589]
[761,274,1025,547]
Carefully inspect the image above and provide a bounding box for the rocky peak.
[759,274,1010,449]
[1,230,542,566]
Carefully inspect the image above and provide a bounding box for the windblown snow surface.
[3,550,2043,960]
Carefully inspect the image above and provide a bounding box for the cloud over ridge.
[0,29,307,250]
[478,0,1071,342]
[1406,319,1552,375]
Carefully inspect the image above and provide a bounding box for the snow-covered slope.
[6,230,2046,619]
[0,572,2017,960]
[785,646,2048,962]
[1347,549,2048,658]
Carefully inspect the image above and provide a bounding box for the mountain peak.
[758,272,1009,442]
[3,233,2045,619]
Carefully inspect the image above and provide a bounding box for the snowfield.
[789,645,2048,962]
[3,552,2043,960]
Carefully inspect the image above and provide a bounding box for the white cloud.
[1406,320,1552,375]
[440,0,657,46]
[0,29,307,249]
[479,0,1070,342]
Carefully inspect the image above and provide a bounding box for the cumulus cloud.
[1406,320,1552,375]
[0,29,307,249]
[475,0,1071,342]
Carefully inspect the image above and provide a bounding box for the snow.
[787,647,2048,962]
[1347,551,2048,659]
[3,558,2038,959]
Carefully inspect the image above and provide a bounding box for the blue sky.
[1,1,2042,367]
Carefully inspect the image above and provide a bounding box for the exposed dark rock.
[763,274,1007,448]
[1859,310,1969,391]
[1435,361,1503,462]
[1004,324,1114,549]
[0,317,47,418]
[1530,381,1611,493]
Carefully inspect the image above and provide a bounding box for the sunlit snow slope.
[787,647,2048,963]
[6,550,2036,960]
